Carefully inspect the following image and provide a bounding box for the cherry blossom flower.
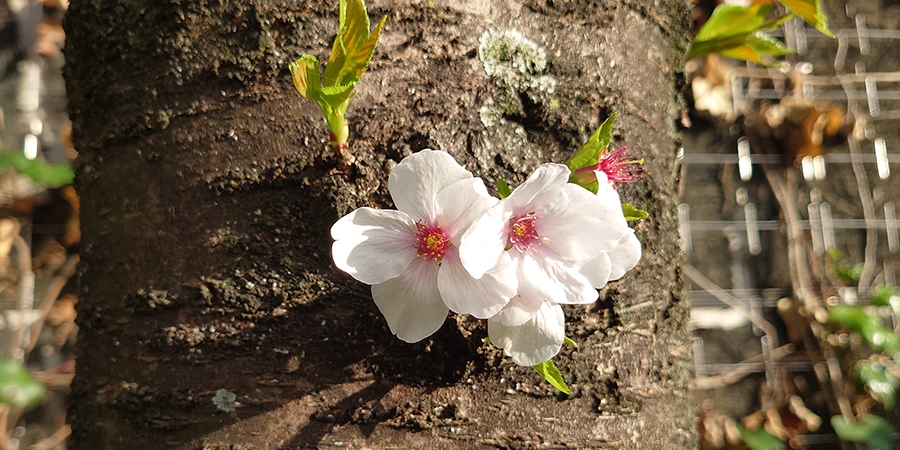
[331,149,516,343]
[578,229,642,289]
[579,171,642,289]
[459,163,631,365]
[571,144,644,185]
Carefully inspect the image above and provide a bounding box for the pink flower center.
[507,213,541,251]
[414,222,451,262]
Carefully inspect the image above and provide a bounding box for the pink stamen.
[414,222,451,262]
[507,213,542,251]
[597,144,644,183]
[575,144,644,184]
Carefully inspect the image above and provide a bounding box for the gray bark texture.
[63,0,695,448]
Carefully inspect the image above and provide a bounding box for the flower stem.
[326,112,353,165]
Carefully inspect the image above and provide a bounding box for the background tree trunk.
[64,0,695,448]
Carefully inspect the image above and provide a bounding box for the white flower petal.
[595,171,617,199]
[538,183,628,262]
[437,250,515,319]
[434,178,498,241]
[459,203,509,279]
[609,230,641,280]
[488,301,565,366]
[492,293,543,327]
[490,260,545,326]
[579,253,612,289]
[520,251,599,305]
[371,258,448,343]
[505,163,571,215]
[331,208,417,284]
[459,164,572,280]
[388,149,472,222]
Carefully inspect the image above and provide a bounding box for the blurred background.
[684,0,900,448]
[0,0,77,448]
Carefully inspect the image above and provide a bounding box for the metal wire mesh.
[681,3,900,446]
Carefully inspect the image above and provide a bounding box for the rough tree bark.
[64,0,695,448]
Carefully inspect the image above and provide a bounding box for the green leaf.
[343,15,387,81]
[622,203,649,222]
[687,5,795,64]
[835,262,864,285]
[777,0,834,37]
[873,328,900,357]
[829,304,880,333]
[312,78,359,146]
[871,284,900,316]
[532,360,571,395]
[695,5,773,42]
[0,359,45,407]
[289,55,322,99]
[570,180,600,195]
[497,177,511,199]
[322,0,354,86]
[738,424,786,450]
[828,250,864,285]
[0,152,73,188]
[760,11,797,31]
[563,337,578,347]
[718,32,793,65]
[291,0,386,154]
[737,424,786,450]
[566,112,617,174]
[323,0,386,87]
[829,305,900,356]
[341,0,372,54]
[857,360,899,410]
[318,79,360,112]
[831,415,895,450]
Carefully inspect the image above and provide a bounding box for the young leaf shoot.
[290,0,387,164]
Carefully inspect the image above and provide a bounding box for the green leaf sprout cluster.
[290,0,386,164]
[828,283,900,449]
[0,358,45,408]
[0,151,74,188]
[688,0,833,65]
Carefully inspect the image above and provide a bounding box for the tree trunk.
[64,0,695,448]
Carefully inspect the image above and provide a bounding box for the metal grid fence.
[681,4,900,447]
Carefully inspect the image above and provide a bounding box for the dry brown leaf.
[46,294,78,348]
[789,395,822,432]
[764,407,790,441]
[742,409,766,431]
[33,239,67,275]
[34,20,65,57]
[0,219,20,281]
[61,186,80,246]
[44,0,69,10]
